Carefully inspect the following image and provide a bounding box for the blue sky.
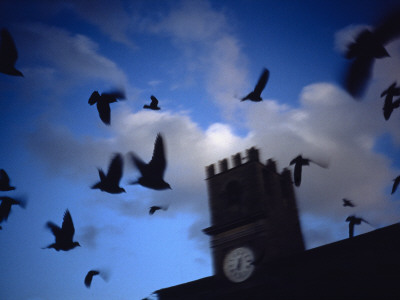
[1,0,400,299]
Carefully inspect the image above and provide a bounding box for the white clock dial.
[223,247,255,282]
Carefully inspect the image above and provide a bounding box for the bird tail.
[42,243,54,250]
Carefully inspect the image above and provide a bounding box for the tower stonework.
[203,147,305,280]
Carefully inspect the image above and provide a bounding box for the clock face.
[223,247,255,282]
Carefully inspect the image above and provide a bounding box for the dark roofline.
[154,223,400,299]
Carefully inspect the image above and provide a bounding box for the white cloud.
[21,2,400,253]
[26,81,400,250]
[146,0,249,119]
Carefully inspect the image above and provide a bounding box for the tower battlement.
[206,147,260,178]
[206,147,285,178]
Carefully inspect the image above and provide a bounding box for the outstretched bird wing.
[149,206,160,215]
[61,210,75,243]
[253,68,269,96]
[88,91,100,105]
[0,199,11,222]
[342,198,355,207]
[101,90,126,103]
[85,270,100,288]
[344,56,373,98]
[0,28,18,68]
[0,169,11,186]
[372,7,400,46]
[289,156,300,166]
[381,82,397,97]
[148,134,167,177]
[96,101,111,125]
[150,95,159,106]
[0,196,26,222]
[46,221,61,239]
[392,176,400,194]
[106,154,123,186]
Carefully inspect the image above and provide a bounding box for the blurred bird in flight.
[149,205,168,215]
[241,68,269,102]
[91,153,126,194]
[391,175,400,195]
[85,270,100,288]
[346,215,370,238]
[342,198,356,207]
[129,133,171,190]
[289,154,328,187]
[0,196,26,225]
[343,8,400,97]
[43,209,80,251]
[88,89,125,125]
[0,169,15,191]
[381,82,400,120]
[144,95,161,110]
[0,28,23,77]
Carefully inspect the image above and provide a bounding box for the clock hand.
[236,257,242,270]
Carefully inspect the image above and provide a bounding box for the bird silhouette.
[381,82,400,120]
[0,196,26,224]
[43,209,80,251]
[342,198,356,207]
[143,95,161,110]
[92,153,125,194]
[289,155,327,187]
[149,205,168,215]
[241,68,269,102]
[343,8,400,97]
[0,28,23,77]
[129,133,171,190]
[84,270,100,288]
[346,215,369,238]
[0,169,15,191]
[391,175,400,194]
[88,89,125,125]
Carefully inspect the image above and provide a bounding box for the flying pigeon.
[0,196,26,224]
[129,133,171,190]
[91,153,126,194]
[0,169,15,191]
[381,82,400,120]
[241,68,269,102]
[149,205,168,215]
[289,155,327,187]
[84,270,100,288]
[343,8,400,97]
[346,215,369,238]
[391,175,400,194]
[0,28,23,77]
[88,89,125,125]
[342,198,356,207]
[143,95,161,110]
[43,209,80,251]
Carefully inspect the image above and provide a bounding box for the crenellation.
[219,158,228,172]
[246,147,259,162]
[232,153,242,167]
[265,159,277,173]
[206,164,215,178]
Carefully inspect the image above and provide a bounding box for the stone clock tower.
[203,147,304,282]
